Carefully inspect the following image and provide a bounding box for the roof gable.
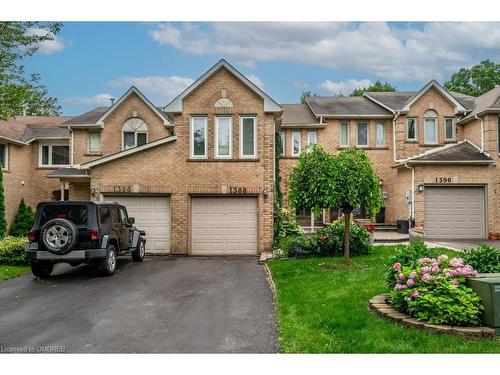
[401,80,467,114]
[164,59,282,113]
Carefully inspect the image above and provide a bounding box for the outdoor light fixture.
[418,184,425,192]
[91,187,96,198]
[263,188,269,199]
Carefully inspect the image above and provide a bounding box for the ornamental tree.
[288,144,337,232]
[9,198,35,237]
[331,148,383,265]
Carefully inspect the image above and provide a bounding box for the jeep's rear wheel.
[97,245,117,276]
[31,261,54,278]
[131,239,145,262]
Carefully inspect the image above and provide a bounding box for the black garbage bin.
[397,219,409,234]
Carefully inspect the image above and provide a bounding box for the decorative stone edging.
[369,293,496,339]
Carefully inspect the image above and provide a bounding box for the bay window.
[215,117,232,158]
[240,117,257,158]
[357,122,369,147]
[190,117,207,158]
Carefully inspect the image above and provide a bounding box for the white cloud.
[319,79,373,96]
[64,93,114,107]
[293,80,310,90]
[26,27,68,54]
[148,22,500,82]
[107,75,194,104]
[245,74,264,89]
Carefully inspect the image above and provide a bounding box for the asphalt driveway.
[0,257,276,353]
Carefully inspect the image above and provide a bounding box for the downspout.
[474,114,484,152]
[393,111,400,163]
[404,163,415,222]
[69,125,74,165]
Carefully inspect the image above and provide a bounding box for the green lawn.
[0,265,30,282]
[267,245,500,353]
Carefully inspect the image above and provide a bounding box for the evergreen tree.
[9,198,35,237]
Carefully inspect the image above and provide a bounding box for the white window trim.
[38,142,70,167]
[444,117,456,141]
[424,117,438,145]
[190,116,208,159]
[87,131,101,154]
[340,121,349,147]
[239,116,257,158]
[291,131,301,156]
[279,131,285,156]
[0,143,8,170]
[215,116,232,159]
[356,122,369,147]
[406,118,418,141]
[122,130,148,151]
[376,122,386,147]
[307,131,317,145]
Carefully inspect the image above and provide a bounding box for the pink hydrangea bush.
[389,255,483,326]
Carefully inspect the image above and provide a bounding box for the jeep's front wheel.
[31,261,54,278]
[97,245,117,276]
[131,239,145,262]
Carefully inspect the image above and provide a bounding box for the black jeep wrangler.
[25,201,146,277]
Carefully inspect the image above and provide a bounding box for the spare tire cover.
[41,218,78,254]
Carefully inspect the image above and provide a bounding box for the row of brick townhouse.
[1,59,499,255]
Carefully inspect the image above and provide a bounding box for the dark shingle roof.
[459,86,500,123]
[46,168,89,178]
[399,141,493,165]
[281,104,320,126]
[364,92,415,111]
[306,96,393,117]
[0,116,72,143]
[61,107,108,126]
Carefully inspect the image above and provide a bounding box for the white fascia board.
[96,86,172,126]
[163,59,282,113]
[80,135,177,168]
[402,80,467,113]
[25,136,70,144]
[0,136,27,145]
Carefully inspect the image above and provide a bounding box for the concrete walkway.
[425,240,500,251]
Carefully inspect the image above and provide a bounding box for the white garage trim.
[190,196,258,255]
[102,194,171,254]
[424,185,487,240]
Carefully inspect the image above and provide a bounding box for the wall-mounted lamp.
[21,180,25,186]
[263,188,269,199]
[91,187,96,198]
[418,184,425,192]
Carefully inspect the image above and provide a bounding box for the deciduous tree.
[444,60,500,97]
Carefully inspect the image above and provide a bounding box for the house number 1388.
[229,187,247,194]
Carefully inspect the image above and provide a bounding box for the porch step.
[374,223,398,232]
[373,231,409,243]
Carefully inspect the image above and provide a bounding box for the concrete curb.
[369,293,496,339]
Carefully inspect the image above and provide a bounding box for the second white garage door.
[424,186,486,239]
[191,197,258,255]
[102,195,171,253]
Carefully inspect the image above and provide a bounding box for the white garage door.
[424,186,486,239]
[103,195,171,253]
[191,197,258,255]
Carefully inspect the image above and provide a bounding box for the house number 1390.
[435,177,452,183]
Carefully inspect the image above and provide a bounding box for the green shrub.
[462,245,500,273]
[9,199,35,237]
[384,239,441,289]
[0,165,6,238]
[311,220,372,256]
[275,235,311,257]
[0,236,29,266]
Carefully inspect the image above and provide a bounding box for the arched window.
[424,109,438,144]
[122,118,148,150]
[214,97,233,108]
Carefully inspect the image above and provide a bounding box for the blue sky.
[23,22,500,115]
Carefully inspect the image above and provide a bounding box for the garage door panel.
[191,197,258,255]
[103,195,171,253]
[424,187,485,239]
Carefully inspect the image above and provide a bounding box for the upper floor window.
[307,131,317,152]
[0,143,8,170]
[340,121,349,147]
[444,118,455,141]
[240,117,257,158]
[190,117,207,158]
[376,122,386,147]
[122,118,148,150]
[88,132,101,154]
[215,116,232,158]
[357,122,369,147]
[424,110,438,144]
[39,143,70,167]
[406,118,418,141]
[291,131,301,156]
[279,131,285,156]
